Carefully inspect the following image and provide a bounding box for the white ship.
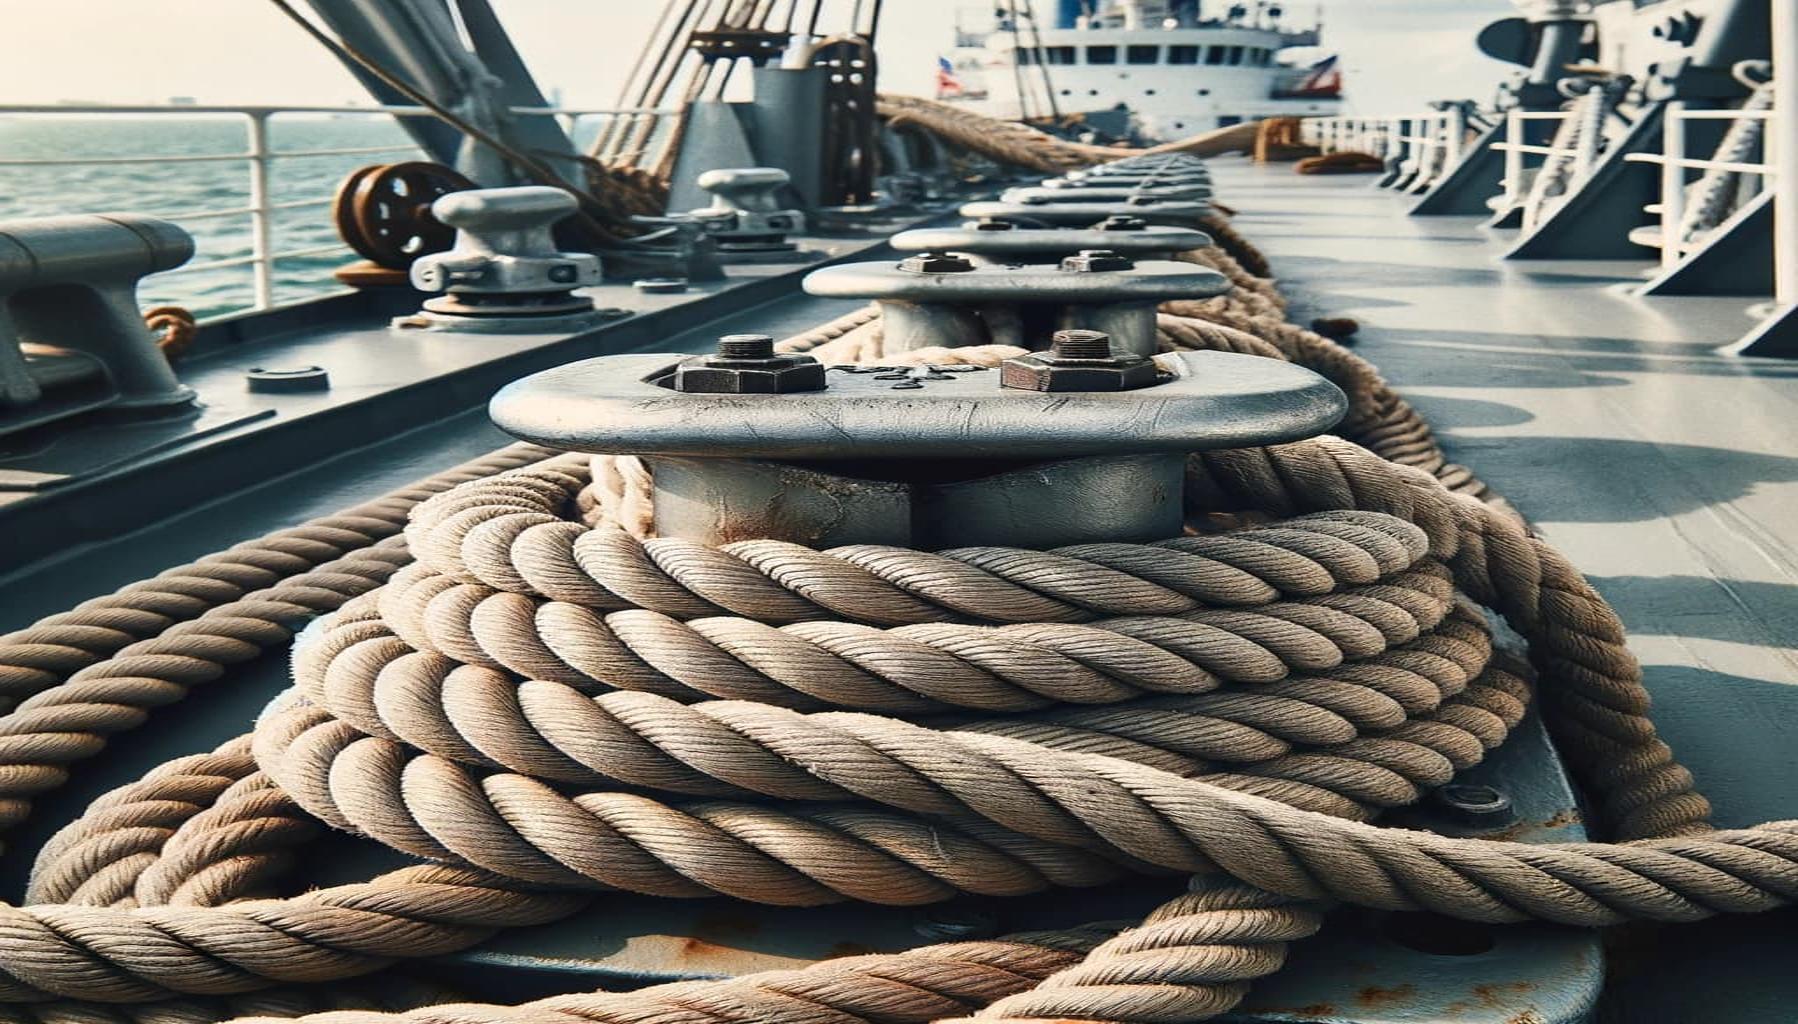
[940,0,1344,139]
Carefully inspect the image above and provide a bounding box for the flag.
[1295,55,1342,97]
[936,56,965,98]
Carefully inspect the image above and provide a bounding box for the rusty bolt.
[1059,249,1136,273]
[669,333,827,394]
[1430,783,1515,829]
[999,329,1161,393]
[1097,214,1149,231]
[898,251,977,274]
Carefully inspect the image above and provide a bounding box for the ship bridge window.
[1251,48,1271,66]
[1205,46,1226,65]
[1016,47,1034,65]
[1127,45,1160,64]
[1046,45,1076,65]
[1168,45,1201,64]
[1086,45,1118,64]
[1225,45,1245,65]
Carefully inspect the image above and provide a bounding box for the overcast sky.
[1,1,1517,113]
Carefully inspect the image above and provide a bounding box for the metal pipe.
[1775,0,1796,305]
[1661,101,1688,267]
[245,112,274,311]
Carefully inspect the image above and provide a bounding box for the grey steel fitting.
[664,333,827,394]
[401,187,605,331]
[692,167,804,252]
[1000,329,1161,393]
[898,251,977,274]
[1060,250,1136,273]
[0,212,196,420]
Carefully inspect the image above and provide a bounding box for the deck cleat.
[0,213,197,437]
[803,251,1227,356]
[689,166,810,261]
[396,186,606,333]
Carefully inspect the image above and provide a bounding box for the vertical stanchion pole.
[246,111,274,312]
[1503,108,1524,207]
[1775,0,1796,308]
[1662,101,1687,268]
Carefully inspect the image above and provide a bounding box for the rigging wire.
[1023,0,1062,121]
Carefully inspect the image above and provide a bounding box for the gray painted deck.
[1214,156,1798,1021]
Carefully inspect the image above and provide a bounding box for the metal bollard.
[0,213,195,432]
[691,167,807,259]
[399,186,605,332]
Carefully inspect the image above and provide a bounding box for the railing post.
[1503,108,1524,207]
[245,111,274,311]
[1775,0,1797,307]
[1661,101,1687,268]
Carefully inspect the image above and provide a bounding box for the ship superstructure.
[941,0,1342,138]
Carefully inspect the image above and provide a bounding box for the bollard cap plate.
[490,350,1346,460]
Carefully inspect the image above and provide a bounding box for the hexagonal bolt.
[669,334,827,394]
[1060,249,1136,273]
[999,329,1162,393]
[898,251,977,274]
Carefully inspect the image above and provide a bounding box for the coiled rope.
[0,107,1780,1024]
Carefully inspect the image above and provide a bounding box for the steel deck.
[1211,154,1798,1021]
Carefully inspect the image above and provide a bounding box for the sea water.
[0,114,423,319]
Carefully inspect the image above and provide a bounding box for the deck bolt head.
[1060,249,1136,273]
[898,251,977,274]
[1430,783,1515,829]
[1000,329,1160,393]
[668,333,827,394]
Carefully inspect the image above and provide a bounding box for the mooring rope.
[0,106,1777,1024]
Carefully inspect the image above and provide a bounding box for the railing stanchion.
[245,111,275,312]
[1661,101,1687,268]
[1775,0,1797,308]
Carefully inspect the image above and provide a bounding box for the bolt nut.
[898,251,977,274]
[1060,249,1136,273]
[1429,783,1515,829]
[669,334,827,394]
[999,329,1161,393]
[1098,215,1149,231]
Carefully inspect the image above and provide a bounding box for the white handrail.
[1774,0,1797,307]
[0,102,674,320]
[1298,109,1470,190]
